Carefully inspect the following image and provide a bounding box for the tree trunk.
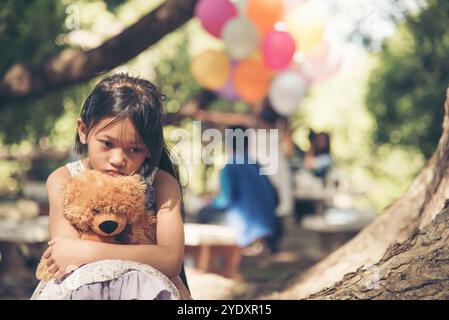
[0,0,198,102]
[276,88,449,299]
[308,204,449,299]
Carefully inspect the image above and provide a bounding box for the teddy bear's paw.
[36,258,54,282]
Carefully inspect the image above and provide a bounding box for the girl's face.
[77,117,150,176]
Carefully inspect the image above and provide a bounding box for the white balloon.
[233,0,247,15]
[222,17,259,60]
[269,71,307,116]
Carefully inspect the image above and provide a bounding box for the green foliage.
[0,0,66,74]
[153,35,202,114]
[367,0,449,158]
[0,0,67,145]
[296,50,425,213]
[103,0,129,13]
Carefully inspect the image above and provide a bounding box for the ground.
[186,217,340,300]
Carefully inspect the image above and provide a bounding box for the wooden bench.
[184,223,241,279]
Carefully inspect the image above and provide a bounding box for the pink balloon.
[262,31,296,70]
[216,61,240,101]
[299,41,343,84]
[195,0,238,38]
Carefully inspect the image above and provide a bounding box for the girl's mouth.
[105,170,124,176]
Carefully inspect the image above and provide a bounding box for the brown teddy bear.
[36,169,157,281]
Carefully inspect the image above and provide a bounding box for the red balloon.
[262,31,296,70]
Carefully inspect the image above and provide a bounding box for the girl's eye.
[102,141,113,148]
[130,147,142,153]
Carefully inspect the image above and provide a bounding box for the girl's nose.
[109,149,126,167]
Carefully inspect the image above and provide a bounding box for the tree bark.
[276,88,449,299]
[308,204,449,299]
[0,0,198,102]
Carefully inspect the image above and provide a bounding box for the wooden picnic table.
[184,223,241,279]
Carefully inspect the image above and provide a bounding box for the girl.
[31,73,191,300]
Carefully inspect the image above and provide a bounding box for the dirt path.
[186,218,335,300]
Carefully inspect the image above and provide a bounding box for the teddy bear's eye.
[92,208,100,214]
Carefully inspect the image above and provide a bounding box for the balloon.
[262,31,296,70]
[216,61,240,101]
[283,0,305,11]
[285,3,325,52]
[247,0,284,36]
[195,0,238,38]
[217,77,240,101]
[268,70,306,116]
[290,62,313,89]
[300,41,342,83]
[222,17,259,60]
[234,0,248,15]
[191,50,230,90]
[233,59,271,103]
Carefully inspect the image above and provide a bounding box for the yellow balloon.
[286,3,325,52]
[191,50,230,90]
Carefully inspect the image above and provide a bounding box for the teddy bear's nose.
[99,221,118,234]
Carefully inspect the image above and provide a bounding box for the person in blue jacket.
[204,126,279,255]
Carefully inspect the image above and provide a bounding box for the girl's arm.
[44,166,91,277]
[51,169,185,277]
[47,166,80,239]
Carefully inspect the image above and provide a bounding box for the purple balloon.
[217,78,240,101]
[195,0,238,38]
[216,61,240,101]
[262,31,296,70]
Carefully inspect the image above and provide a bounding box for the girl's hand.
[43,237,90,280]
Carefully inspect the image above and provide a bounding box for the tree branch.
[164,89,217,125]
[0,0,198,102]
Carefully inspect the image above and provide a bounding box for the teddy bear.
[36,169,157,281]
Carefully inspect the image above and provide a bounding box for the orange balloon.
[247,0,284,36]
[191,50,230,90]
[233,59,271,103]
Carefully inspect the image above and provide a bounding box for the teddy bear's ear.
[118,175,145,223]
[62,171,97,231]
[124,174,146,193]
